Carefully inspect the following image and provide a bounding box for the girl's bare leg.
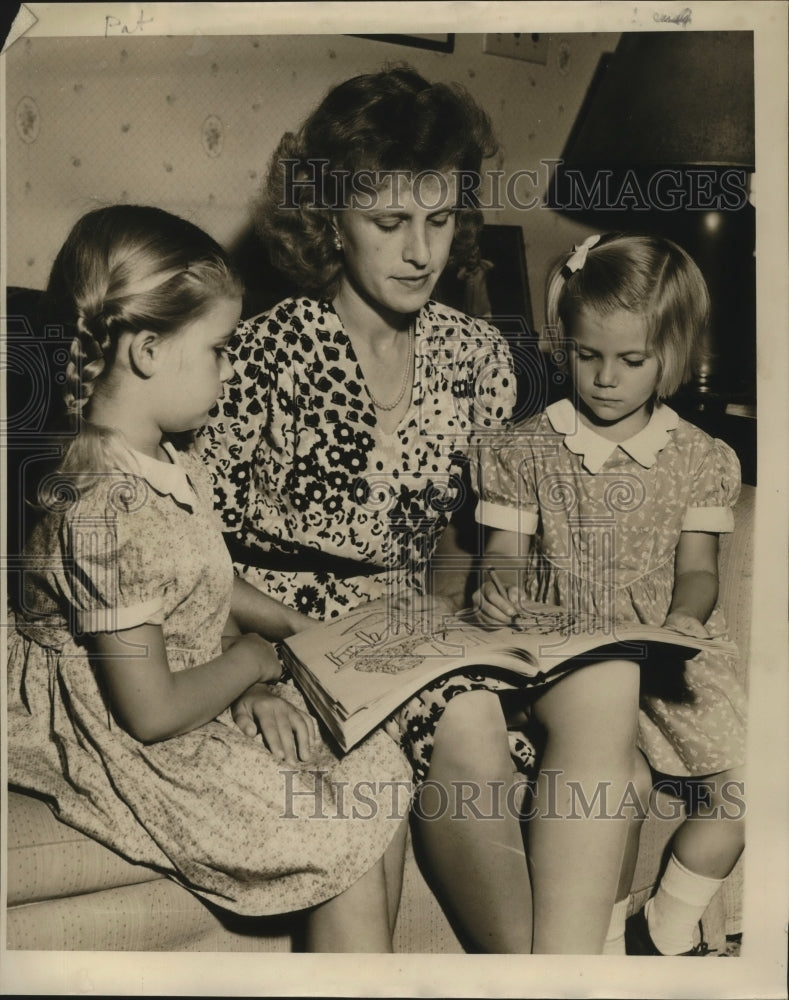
[383,816,409,937]
[414,691,533,953]
[640,766,745,955]
[672,766,745,878]
[528,659,641,954]
[304,853,395,952]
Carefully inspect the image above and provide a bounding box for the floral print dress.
[197,297,532,781]
[8,442,411,916]
[473,399,747,777]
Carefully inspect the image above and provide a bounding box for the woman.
[198,67,536,952]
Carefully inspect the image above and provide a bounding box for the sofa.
[5,287,753,952]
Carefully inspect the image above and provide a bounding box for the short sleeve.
[62,479,172,634]
[443,315,516,432]
[472,442,539,535]
[681,437,742,533]
[469,320,517,429]
[196,311,281,535]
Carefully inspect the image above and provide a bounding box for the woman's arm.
[664,530,720,637]
[92,625,282,744]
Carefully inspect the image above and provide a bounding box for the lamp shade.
[551,31,757,436]
[563,32,754,169]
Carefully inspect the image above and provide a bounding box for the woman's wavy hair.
[43,204,241,483]
[544,233,711,400]
[255,65,499,298]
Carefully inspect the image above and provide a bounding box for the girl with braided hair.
[7,204,410,951]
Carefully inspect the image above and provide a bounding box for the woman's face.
[333,171,457,317]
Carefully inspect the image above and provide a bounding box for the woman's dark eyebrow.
[369,209,408,218]
[369,206,455,218]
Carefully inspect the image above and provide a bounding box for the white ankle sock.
[603,898,629,955]
[645,853,725,955]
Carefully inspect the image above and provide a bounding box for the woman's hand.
[232,683,319,764]
[663,610,710,639]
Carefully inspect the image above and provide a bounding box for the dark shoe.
[625,909,711,956]
[721,933,742,957]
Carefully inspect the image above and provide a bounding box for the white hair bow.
[564,234,602,274]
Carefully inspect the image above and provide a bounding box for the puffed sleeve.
[62,478,170,634]
[681,437,742,533]
[459,317,517,430]
[471,441,539,535]
[196,312,279,535]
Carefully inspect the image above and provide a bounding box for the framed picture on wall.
[351,33,455,53]
[434,224,548,421]
[434,223,534,334]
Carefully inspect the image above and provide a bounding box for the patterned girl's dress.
[8,442,411,916]
[197,296,535,782]
[474,399,747,777]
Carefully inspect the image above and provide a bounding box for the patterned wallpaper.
[5,32,618,328]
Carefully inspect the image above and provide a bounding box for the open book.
[281,598,737,752]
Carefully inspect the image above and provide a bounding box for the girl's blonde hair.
[45,204,241,479]
[544,233,711,400]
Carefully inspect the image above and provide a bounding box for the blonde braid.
[55,303,131,484]
[63,312,113,417]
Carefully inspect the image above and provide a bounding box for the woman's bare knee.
[533,659,640,750]
[431,691,512,779]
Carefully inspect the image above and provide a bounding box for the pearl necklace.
[367,322,415,412]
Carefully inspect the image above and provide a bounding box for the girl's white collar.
[546,398,680,474]
[123,440,197,507]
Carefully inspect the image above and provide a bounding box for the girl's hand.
[663,610,710,639]
[232,683,319,764]
[225,632,285,683]
[471,579,520,625]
